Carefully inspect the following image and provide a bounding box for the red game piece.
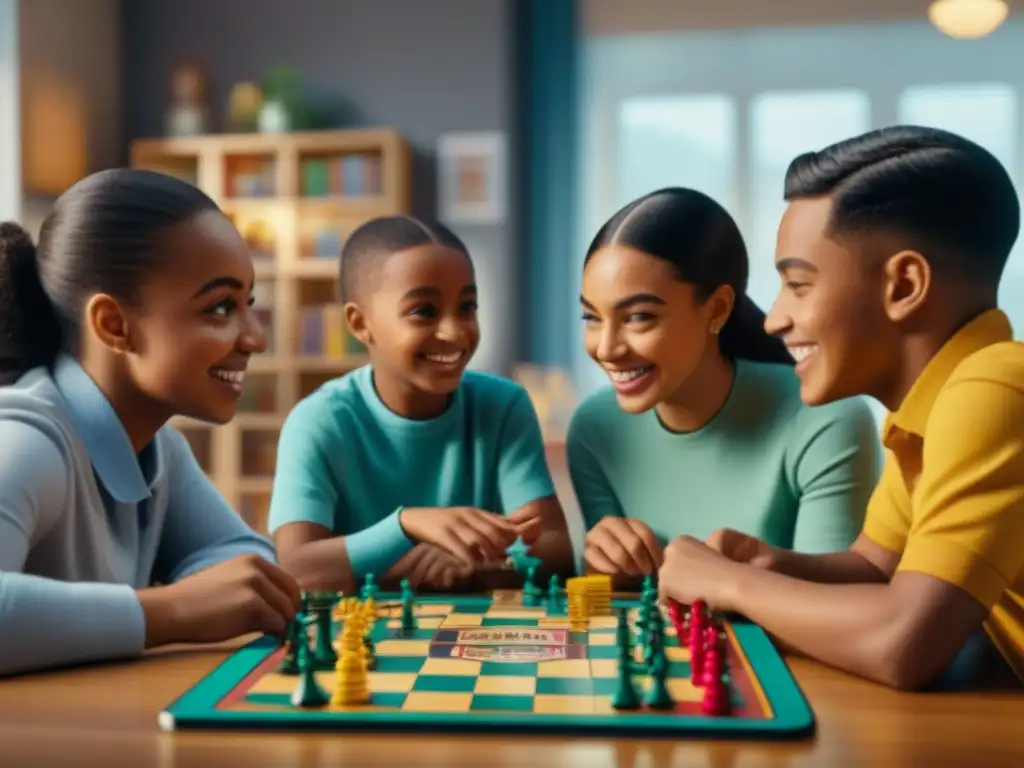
[701,671,732,716]
[700,626,723,687]
[666,599,685,641]
[688,601,707,684]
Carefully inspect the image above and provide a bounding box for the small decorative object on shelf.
[131,128,410,524]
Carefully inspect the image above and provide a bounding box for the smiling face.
[94,209,268,424]
[580,244,732,414]
[347,243,479,412]
[764,196,896,405]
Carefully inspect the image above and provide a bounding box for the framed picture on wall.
[437,131,507,224]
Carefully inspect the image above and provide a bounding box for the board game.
[160,578,814,738]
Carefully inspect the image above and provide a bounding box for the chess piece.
[290,628,328,708]
[611,609,640,709]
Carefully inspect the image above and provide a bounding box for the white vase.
[258,101,290,133]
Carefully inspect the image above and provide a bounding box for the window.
[617,94,738,212]
[747,90,872,310]
[898,83,1023,330]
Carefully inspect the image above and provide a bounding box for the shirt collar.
[884,309,1013,443]
[53,356,152,503]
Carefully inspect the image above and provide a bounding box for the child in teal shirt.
[570,187,881,580]
[269,216,575,591]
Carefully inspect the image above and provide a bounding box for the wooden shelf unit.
[130,128,412,530]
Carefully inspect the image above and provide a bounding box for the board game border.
[158,598,815,739]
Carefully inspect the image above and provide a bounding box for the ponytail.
[0,222,63,385]
[719,294,793,365]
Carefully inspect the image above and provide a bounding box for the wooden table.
[2,636,1022,767]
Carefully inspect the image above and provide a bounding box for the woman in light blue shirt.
[0,168,298,677]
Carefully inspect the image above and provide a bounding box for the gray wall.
[122,0,521,374]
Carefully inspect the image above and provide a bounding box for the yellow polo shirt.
[863,309,1024,682]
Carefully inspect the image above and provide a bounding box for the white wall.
[0,0,20,222]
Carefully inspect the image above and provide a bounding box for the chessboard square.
[376,639,431,656]
[667,677,701,701]
[470,694,535,712]
[586,644,620,660]
[591,678,619,696]
[536,677,593,696]
[415,604,455,617]
[536,659,590,678]
[368,691,408,708]
[667,646,690,662]
[533,694,594,714]
[473,675,536,696]
[537,618,571,629]
[412,674,478,693]
[481,617,538,627]
[441,613,483,628]
[480,661,538,677]
[668,661,690,678]
[372,655,426,674]
[402,691,473,712]
[486,608,545,619]
[368,672,418,693]
[587,632,615,646]
[589,659,618,678]
[419,657,482,677]
[588,616,618,630]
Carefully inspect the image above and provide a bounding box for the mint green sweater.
[566,359,882,553]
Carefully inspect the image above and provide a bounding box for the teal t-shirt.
[268,365,556,543]
[566,359,882,553]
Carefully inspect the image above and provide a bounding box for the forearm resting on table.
[0,572,146,677]
[769,547,890,584]
[729,565,958,689]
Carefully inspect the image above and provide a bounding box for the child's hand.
[505,507,544,545]
[399,507,520,565]
[408,546,472,591]
[583,517,663,577]
[138,554,301,647]
[704,528,779,570]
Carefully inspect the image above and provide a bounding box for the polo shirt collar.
[53,356,152,503]
[884,309,1013,443]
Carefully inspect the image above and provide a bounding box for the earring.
[710,325,721,335]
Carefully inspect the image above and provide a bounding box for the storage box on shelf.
[131,128,411,527]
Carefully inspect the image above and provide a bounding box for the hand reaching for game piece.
[137,554,301,648]
[704,528,780,570]
[583,517,664,577]
[658,535,746,612]
[398,506,530,566]
[390,544,472,591]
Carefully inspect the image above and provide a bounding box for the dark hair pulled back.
[0,168,219,385]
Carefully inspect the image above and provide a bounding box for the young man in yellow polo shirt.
[657,125,1024,690]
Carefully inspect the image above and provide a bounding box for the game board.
[160,588,814,738]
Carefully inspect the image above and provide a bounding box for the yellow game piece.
[330,649,370,706]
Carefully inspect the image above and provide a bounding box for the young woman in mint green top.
[569,187,881,579]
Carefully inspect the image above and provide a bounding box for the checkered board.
[159,591,813,737]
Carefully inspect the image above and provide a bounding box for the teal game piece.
[159,591,814,738]
[361,574,378,601]
[290,621,328,708]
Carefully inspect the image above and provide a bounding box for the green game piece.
[312,596,337,669]
[290,622,327,708]
[611,608,640,709]
[546,574,562,612]
[645,648,674,710]
[361,573,378,601]
[400,585,416,635]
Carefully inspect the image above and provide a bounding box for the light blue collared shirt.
[0,357,275,677]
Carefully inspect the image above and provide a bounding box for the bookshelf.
[130,128,412,532]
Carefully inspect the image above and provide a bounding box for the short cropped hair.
[339,215,469,303]
[784,125,1020,285]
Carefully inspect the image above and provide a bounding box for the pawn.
[665,599,684,641]
[701,670,731,716]
[700,627,724,688]
[331,650,371,706]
